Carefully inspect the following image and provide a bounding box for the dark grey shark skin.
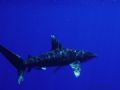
[0,35,96,85]
[25,48,95,68]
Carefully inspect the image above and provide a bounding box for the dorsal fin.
[51,35,62,50]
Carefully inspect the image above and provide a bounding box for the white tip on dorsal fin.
[51,35,62,50]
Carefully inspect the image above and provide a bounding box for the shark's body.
[0,35,96,85]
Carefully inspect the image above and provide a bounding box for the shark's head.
[75,50,96,63]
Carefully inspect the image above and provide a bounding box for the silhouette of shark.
[0,35,96,85]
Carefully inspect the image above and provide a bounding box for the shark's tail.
[0,45,25,85]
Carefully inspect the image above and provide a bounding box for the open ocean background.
[0,0,120,90]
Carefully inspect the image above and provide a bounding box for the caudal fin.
[0,45,25,85]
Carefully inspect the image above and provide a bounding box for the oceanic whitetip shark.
[0,35,96,85]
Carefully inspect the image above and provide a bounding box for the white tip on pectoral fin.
[70,61,81,78]
[73,68,81,78]
[18,71,24,85]
[18,75,24,85]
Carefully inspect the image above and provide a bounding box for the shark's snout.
[78,51,96,62]
[84,51,96,59]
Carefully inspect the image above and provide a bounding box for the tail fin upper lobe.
[0,45,25,85]
[0,45,24,70]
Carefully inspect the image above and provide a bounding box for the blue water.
[0,0,120,90]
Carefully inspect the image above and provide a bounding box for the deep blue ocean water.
[0,0,120,90]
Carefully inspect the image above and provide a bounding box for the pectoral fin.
[70,61,81,78]
[18,70,24,85]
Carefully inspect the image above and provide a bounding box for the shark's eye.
[75,50,85,57]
